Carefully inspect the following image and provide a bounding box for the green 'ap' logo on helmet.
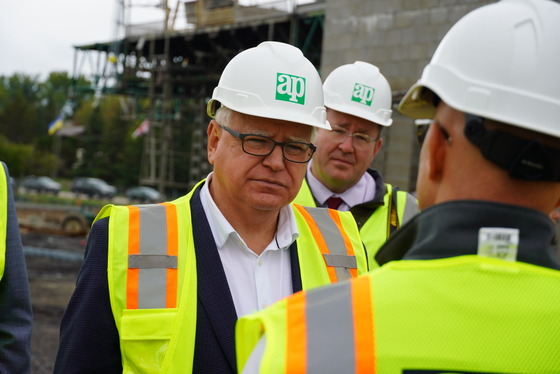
[351,83,375,106]
[276,73,306,105]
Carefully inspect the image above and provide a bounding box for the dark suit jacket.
[55,185,302,373]
[0,162,33,373]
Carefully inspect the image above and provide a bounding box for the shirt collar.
[306,160,376,208]
[376,200,560,270]
[200,172,299,252]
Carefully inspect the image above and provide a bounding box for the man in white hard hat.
[55,41,368,373]
[236,0,560,372]
[293,61,418,268]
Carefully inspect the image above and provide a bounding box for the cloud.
[0,0,115,78]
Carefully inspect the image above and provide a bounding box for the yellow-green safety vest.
[237,255,560,373]
[94,181,368,373]
[294,179,418,268]
[0,164,7,279]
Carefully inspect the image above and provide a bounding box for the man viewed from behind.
[294,61,418,267]
[236,0,560,372]
[55,41,367,373]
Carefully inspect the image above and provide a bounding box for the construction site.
[70,0,503,197]
[72,0,328,196]
[33,0,560,372]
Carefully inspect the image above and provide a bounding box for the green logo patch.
[351,83,375,106]
[276,73,306,105]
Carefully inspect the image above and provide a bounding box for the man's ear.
[425,122,447,181]
[207,120,220,165]
[371,137,383,158]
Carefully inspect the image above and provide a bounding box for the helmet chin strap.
[464,114,560,181]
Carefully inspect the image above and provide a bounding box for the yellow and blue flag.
[48,115,64,135]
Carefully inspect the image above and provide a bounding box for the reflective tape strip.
[128,254,177,269]
[306,281,355,373]
[323,254,357,269]
[126,203,179,309]
[401,192,419,225]
[126,206,140,309]
[328,209,358,278]
[293,205,337,283]
[299,206,357,282]
[352,276,375,372]
[287,276,376,373]
[286,291,307,372]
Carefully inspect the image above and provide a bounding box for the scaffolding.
[72,0,325,196]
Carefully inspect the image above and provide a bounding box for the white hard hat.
[207,41,330,130]
[398,0,560,139]
[323,61,393,126]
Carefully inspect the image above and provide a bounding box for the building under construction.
[73,0,325,195]
[73,0,497,196]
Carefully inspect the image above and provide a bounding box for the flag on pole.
[48,116,64,135]
[132,119,150,138]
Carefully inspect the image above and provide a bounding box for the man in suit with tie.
[293,61,418,267]
[54,41,368,373]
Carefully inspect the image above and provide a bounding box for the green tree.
[76,95,141,189]
[0,135,58,177]
[0,74,41,144]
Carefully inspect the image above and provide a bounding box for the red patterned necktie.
[326,196,343,210]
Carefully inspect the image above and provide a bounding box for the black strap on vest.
[464,114,560,181]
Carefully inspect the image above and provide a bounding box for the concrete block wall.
[321,0,495,192]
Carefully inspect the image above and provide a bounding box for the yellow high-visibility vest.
[237,255,560,373]
[294,178,418,267]
[95,181,367,373]
[0,163,8,279]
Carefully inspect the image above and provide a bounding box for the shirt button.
[258,259,263,267]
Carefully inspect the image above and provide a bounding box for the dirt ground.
[22,230,85,374]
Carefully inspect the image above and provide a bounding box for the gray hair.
[214,105,234,126]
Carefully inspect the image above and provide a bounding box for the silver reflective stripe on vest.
[129,255,177,269]
[131,204,175,309]
[401,192,419,225]
[323,254,357,269]
[306,281,355,373]
[301,207,356,281]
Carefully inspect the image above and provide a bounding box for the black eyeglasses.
[219,124,316,163]
[327,126,379,150]
[416,121,452,146]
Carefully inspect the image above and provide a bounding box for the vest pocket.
[120,308,178,373]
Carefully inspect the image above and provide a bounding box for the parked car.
[72,177,117,199]
[20,176,61,195]
[126,186,164,203]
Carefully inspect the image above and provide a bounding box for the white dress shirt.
[200,173,299,317]
[306,160,376,211]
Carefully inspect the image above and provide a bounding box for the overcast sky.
[0,0,313,80]
[0,0,164,79]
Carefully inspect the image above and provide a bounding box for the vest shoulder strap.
[389,186,419,235]
[293,204,364,282]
